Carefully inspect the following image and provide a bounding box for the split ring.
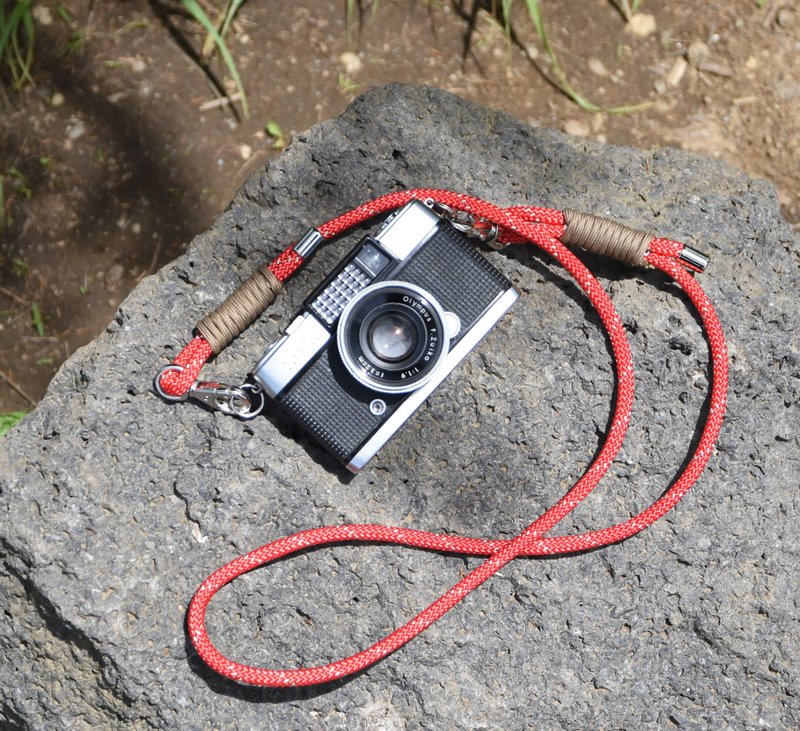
[153,364,188,402]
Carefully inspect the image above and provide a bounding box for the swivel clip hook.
[154,365,264,419]
[187,380,265,419]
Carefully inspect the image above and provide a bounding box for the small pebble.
[130,57,146,73]
[588,58,608,77]
[666,56,688,87]
[105,264,125,292]
[626,13,657,37]
[563,119,590,138]
[239,144,253,160]
[32,5,52,25]
[131,222,142,235]
[339,51,363,75]
[51,92,64,107]
[686,40,711,67]
[66,119,86,141]
[777,8,795,27]
[697,61,733,77]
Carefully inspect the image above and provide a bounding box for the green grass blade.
[501,0,513,37]
[31,301,45,336]
[0,3,19,61]
[524,0,602,112]
[10,22,24,88]
[0,2,29,77]
[6,47,21,89]
[523,0,644,114]
[201,0,245,61]
[346,0,355,46]
[0,0,34,90]
[11,8,34,89]
[0,410,27,437]
[499,0,515,61]
[21,1,34,85]
[265,120,286,148]
[55,2,73,24]
[180,0,249,116]
[218,0,245,40]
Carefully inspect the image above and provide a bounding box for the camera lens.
[367,312,417,362]
[337,282,450,394]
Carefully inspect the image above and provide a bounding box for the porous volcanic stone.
[1,84,798,729]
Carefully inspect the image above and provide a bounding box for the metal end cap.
[678,246,709,273]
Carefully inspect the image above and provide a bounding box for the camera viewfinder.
[354,242,390,277]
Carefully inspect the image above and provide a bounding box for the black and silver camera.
[252,200,518,472]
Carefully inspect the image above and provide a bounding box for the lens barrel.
[337,282,450,393]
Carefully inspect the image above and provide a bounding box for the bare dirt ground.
[1,0,798,411]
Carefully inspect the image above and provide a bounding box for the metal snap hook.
[187,380,265,419]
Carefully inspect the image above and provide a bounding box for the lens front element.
[367,311,418,363]
[337,282,450,394]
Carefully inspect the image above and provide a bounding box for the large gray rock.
[1,84,798,729]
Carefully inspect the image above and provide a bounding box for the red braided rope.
[174,190,728,687]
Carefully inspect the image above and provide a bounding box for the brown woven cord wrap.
[197,266,283,354]
[561,209,652,266]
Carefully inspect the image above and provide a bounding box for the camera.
[252,200,518,472]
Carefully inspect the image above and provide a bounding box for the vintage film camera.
[252,200,519,472]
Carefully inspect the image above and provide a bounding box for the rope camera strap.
[155,189,728,688]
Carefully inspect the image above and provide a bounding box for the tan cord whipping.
[561,210,652,266]
[197,266,283,354]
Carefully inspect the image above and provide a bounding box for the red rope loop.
[169,190,728,688]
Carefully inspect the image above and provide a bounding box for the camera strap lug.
[424,198,502,247]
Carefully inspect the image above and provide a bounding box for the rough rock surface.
[1,84,798,729]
